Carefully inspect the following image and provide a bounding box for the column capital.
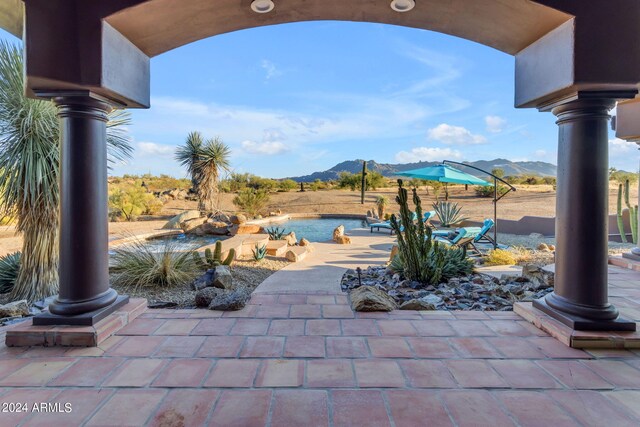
[537,90,637,113]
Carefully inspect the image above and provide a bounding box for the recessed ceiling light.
[251,0,275,14]
[390,0,415,12]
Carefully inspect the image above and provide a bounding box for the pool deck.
[255,228,394,294]
[0,227,639,426]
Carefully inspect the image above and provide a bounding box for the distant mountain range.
[288,159,557,182]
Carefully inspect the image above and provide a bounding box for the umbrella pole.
[493,177,498,249]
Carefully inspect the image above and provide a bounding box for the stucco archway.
[3,0,640,333]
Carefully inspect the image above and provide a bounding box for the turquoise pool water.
[266,217,367,243]
[142,217,366,251]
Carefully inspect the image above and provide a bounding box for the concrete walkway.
[254,228,395,294]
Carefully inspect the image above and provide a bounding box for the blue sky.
[1,22,637,178]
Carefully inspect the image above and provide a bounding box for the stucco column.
[33,92,128,326]
[633,155,640,256]
[533,97,636,331]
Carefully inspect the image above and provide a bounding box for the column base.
[533,298,636,331]
[33,295,129,326]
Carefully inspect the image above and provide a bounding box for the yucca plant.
[433,201,468,227]
[375,195,389,219]
[175,132,231,214]
[0,41,132,302]
[110,239,201,291]
[0,251,20,294]
[266,227,286,240]
[252,244,267,261]
[390,180,473,285]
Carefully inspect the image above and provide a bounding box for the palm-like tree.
[175,132,231,213]
[0,41,133,301]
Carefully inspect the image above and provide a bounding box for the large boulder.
[350,286,396,312]
[200,221,230,236]
[191,269,216,291]
[213,265,233,289]
[332,225,345,241]
[195,287,222,307]
[209,288,250,311]
[230,214,247,225]
[229,224,261,235]
[522,264,554,289]
[162,210,202,229]
[0,300,30,318]
[181,217,208,233]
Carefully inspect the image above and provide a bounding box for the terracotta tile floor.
[0,266,638,426]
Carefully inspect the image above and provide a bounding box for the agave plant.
[175,132,231,214]
[432,201,468,228]
[0,41,132,302]
[0,251,20,294]
[266,227,286,240]
[252,244,267,261]
[375,195,389,219]
[110,239,201,291]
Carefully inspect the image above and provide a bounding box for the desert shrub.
[521,175,540,185]
[610,170,638,186]
[542,176,556,186]
[367,171,386,190]
[109,184,164,221]
[309,179,326,191]
[0,251,20,293]
[504,176,520,185]
[232,188,270,216]
[433,201,468,227]
[429,181,445,200]
[484,249,517,266]
[110,240,201,291]
[278,179,298,192]
[491,168,505,179]
[338,172,360,191]
[474,185,509,198]
[388,180,473,285]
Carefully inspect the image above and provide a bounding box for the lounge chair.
[423,210,437,228]
[434,227,483,255]
[370,211,418,234]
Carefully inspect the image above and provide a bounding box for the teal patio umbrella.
[397,164,491,186]
[397,162,515,249]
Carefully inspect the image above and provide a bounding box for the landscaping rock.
[213,213,231,223]
[399,299,437,310]
[537,243,549,251]
[350,286,397,312]
[213,265,233,289]
[191,269,216,291]
[230,214,247,225]
[195,287,222,308]
[0,300,30,318]
[200,221,229,235]
[333,225,345,241]
[181,217,208,233]
[229,224,261,235]
[335,235,352,244]
[522,264,554,289]
[299,238,311,247]
[285,248,307,262]
[285,231,297,246]
[209,288,249,311]
[148,301,178,309]
[163,210,201,229]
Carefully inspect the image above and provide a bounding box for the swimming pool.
[142,217,367,251]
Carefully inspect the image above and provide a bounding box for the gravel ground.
[496,232,636,255]
[111,256,289,309]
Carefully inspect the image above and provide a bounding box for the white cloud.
[241,140,289,155]
[261,60,282,80]
[609,138,638,155]
[485,115,507,133]
[136,141,174,156]
[534,149,547,158]
[427,124,487,145]
[395,147,463,163]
